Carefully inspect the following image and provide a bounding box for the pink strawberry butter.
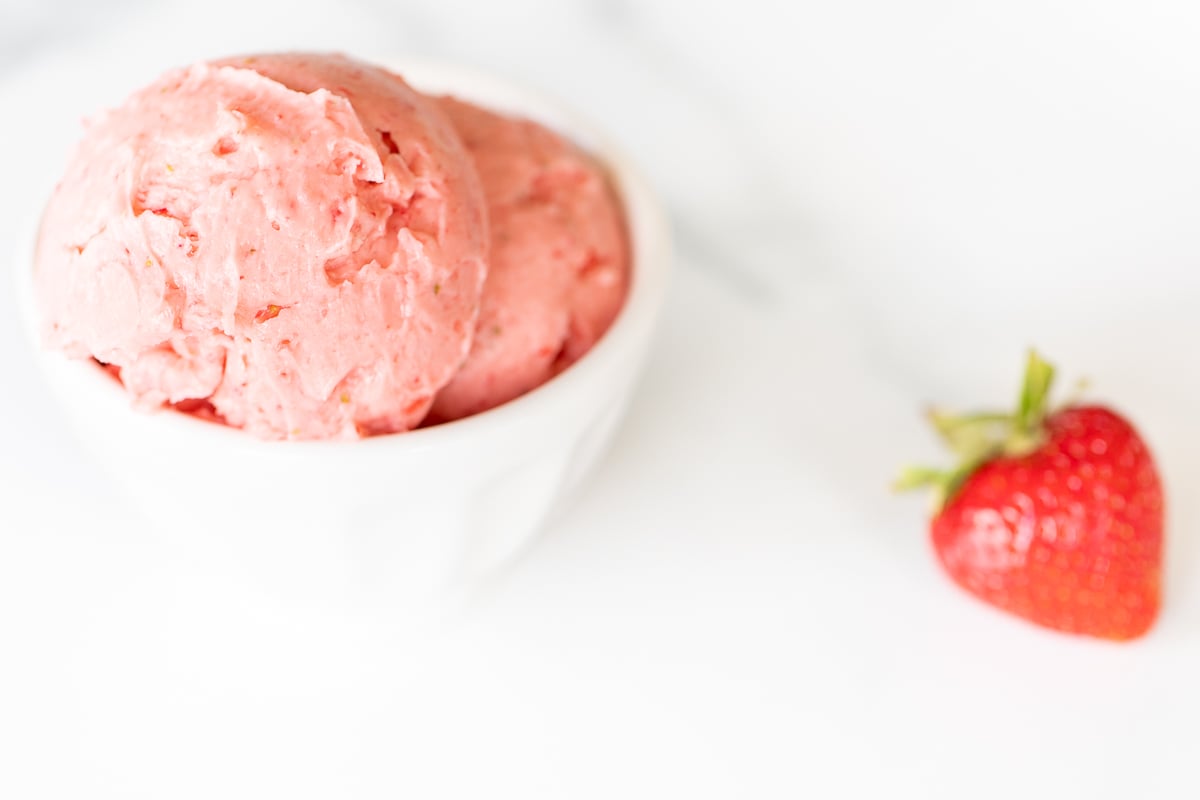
[430,97,629,422]
[34,53,488,440]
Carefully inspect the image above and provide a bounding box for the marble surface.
[3,2,1200,797]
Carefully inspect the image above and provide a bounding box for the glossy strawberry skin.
[931,406,1163,640]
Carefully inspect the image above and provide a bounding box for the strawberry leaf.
[928,409,1012,461]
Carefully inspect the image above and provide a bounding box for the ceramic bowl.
[15,58,672,608]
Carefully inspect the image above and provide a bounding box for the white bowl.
[14,58,671,610]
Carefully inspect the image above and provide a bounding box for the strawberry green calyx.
[895,350,1061,511]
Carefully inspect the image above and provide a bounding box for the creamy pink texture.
[430,98,629,422]
[35,54,487,439]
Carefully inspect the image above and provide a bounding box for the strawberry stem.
[1016,350,1056,433]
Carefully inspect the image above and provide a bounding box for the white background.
[3,1,1200,797]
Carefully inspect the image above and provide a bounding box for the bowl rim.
[15,56,672,454]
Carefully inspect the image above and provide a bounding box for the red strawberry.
[898,352,1164,640]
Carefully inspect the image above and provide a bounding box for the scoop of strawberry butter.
[34,53,488,440]
[429,97,629,422]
